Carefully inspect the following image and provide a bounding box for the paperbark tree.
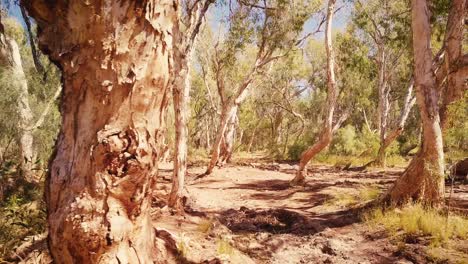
[291,0,346,185]
[384,0,445,205]
[22,0,179,262]
[169,0,213,212]
[439,0,467,129]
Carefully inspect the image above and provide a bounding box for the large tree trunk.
[0,19,35,182]
[23,1,178,262]
[291,0,338,186]
[440,0,467,129]
[384,0,445,205]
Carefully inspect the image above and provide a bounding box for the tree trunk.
[376,79,416,165]
[205,104,239,174]
[384,0,445,205]
[291,0,338,186]
[440,0,467,129]
[23,1,178,262]
[0,19,35,182]
[376,46,390,167]
[220,108,238,164]
[168,54,190,212]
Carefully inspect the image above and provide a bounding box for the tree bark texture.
[22,0,178,262]
[384,0,445,205]
[291,0,338,185]
[169,0,212,210]
[440,0,467,128]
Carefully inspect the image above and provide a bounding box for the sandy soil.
[151,162,468,264]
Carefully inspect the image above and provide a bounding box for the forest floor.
[14,157,468,264]
[152,159,468,264]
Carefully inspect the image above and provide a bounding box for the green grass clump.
[364,203,468,246]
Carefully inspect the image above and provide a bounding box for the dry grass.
[326,185,382,208]
[364,203,468,246]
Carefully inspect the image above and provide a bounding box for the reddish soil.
[150,162,468,264]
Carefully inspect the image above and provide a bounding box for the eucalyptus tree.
[291,0,349,185]
[353,0,416,167]
[169,0,214,212]
[384,0,466,205]
[203,0,321,176]
[0,14,60,182]
[21,0,181,262]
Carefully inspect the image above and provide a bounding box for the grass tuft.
[363,203,468,246]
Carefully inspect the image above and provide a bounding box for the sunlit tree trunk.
[168,0,212,211]
[0,18,35,182]
[384,0,445,205]
[440,0,467,129]
[23,0,178,262]
[376,79,416,165]
[375,46,391,167]
[220,109,238,164]
[291,0,338,185]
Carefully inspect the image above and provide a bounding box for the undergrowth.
[363,203,468,247]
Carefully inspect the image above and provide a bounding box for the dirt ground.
[151,162,468,264]
[13,161,467,263]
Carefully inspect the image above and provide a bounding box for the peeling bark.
[22,0,178,262]
[169,0,212,211]
[440,0,467,129]
[384,0,445,205]
[291,0,339,186]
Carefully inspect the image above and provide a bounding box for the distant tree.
[291,0,349,185]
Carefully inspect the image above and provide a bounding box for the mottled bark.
[384,0,445,205]
[220,109,238,164]
[291,0,338,185]
[440,0,467,128]
[375,46,391,167]
[169,0,212,211]
[22,0,178,262]
[0,18,35,182]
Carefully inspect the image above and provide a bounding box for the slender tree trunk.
[376,46,390,167]
[23,1,178,262]
[0,19,35,182]
[168,54,190,211]
[384,0,445,205]
[291,0,338,185]
[220,108,238,164]
[376,79,416,165]
[205,103,238,174]
[19,5,45,77]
